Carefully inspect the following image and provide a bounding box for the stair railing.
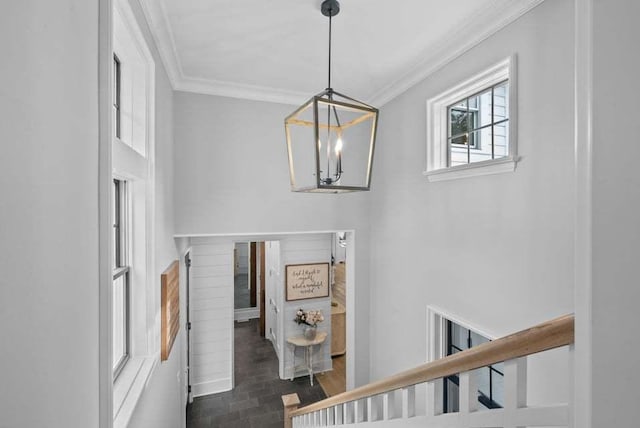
[282,314,574,428]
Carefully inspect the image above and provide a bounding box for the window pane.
[471,89,492,129]
[450,144,468,167]
[113,274,126,370]
[112,180,118,270]
[491,364,505,407]
[493,121,509,159]
[449,103,470,139]
[468,130,491,163]
[493,82,509,123]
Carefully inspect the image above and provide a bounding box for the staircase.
[282,315,574,427]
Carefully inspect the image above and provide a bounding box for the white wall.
[0,1,100,427]
[279,234,333,380]
[368,0,575,405]
[125,0,182,427]
[591,0,640,426]
[173,92,372,386]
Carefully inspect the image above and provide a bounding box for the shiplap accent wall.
[280,234,333,380]
[189,237,234,397]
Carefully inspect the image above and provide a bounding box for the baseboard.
[234,308,259,321]
[191,378,232,398]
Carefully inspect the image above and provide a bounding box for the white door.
[265,241,281,359]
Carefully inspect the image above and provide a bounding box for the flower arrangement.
[294,308,324,327]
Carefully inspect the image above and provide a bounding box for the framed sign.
[161,260,179,361]
[285,262,330,301]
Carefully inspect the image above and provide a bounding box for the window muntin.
[448,81,509,167]
[443,319,504,413]
[112,179,129,379]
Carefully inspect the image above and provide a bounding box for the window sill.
[113,356,157,428]
[423,157,517,182]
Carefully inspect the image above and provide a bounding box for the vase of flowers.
[294,308,324,340]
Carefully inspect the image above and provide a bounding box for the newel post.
[282,393,301,428]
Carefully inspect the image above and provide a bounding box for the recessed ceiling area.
[139,0,543,105]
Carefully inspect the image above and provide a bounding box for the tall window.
[443,319,504,413]
[112,179,129,379]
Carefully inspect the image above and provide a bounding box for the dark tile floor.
[187,319,326,428]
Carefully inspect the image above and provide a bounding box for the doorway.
[233,242,262,321]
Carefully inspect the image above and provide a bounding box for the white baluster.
[459,369,478,427]
[427,378,443,417]
[354,399,363,423]
[342,402,349,424]
[504,357,527,428]
[383,392,395,420]
[334,404,341,425]
[367,396,375,422]
[402,385,416,418]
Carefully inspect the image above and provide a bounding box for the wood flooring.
[316,354,346,397]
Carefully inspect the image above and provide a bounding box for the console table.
[286,331,328,386]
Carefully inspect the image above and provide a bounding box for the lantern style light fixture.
[285,0,379,193]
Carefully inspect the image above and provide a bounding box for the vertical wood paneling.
[189,238,234,396]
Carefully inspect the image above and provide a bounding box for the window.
[112,179,129,380]
[425,56,517,181]
[443,319,504,413]
[113,55,121,140]
[111,0,156,424]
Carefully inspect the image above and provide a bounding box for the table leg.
[308,345,314,386]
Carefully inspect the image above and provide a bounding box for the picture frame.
[285,262,330,301]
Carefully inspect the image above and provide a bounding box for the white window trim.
[111,0,157,426]
[424,55,518,182]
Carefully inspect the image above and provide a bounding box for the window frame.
[112,178,130,380]
[442,319,504,413]
[424,56,518,182]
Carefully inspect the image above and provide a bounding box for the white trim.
[191,378,233,398]
[573,0,593,427]
[99,1,114,427]
[137,0,182,87]
[425,56,517,181]
[176,77,308,106]
[234,307,259,321]
[426,305,499,344]
[113,356,157,428]
[424,157,517,182]
[138,0,542,106]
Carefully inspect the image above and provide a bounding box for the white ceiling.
[139,0,543,105]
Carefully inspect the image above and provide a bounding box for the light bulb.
[335,137,343,155]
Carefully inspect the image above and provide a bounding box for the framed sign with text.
[285,262,330,301]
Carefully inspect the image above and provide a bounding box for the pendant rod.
[328,13,332,90]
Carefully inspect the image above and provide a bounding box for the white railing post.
[402,386,416,418]
[504,357,527,428]
[367,396,375,422]
[459,370,478,427]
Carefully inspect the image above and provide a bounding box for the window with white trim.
[425,56,517,181]
[112,178,129,379]
[111,0,156,425]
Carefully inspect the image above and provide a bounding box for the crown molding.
[175,77,309,106]
[138,0,546,107]
[367,0,547,106]
[138,0,183,87]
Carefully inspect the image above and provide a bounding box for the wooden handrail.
[289,314,574,418]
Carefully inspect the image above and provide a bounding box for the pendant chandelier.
[285,0,379,193]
